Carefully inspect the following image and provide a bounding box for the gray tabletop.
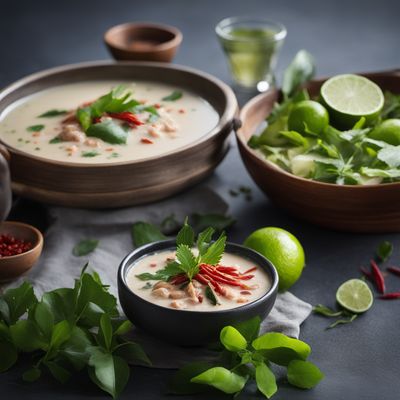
[1,0,400,399]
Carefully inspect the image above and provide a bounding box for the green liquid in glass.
[220,28,281,88]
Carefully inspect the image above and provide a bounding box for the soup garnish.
[128,221,270,310]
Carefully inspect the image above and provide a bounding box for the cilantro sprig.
[136,220,226,282]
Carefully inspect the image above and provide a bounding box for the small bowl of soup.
[118,239,278,346]
[104,22,183,62]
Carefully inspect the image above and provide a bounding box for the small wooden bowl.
[0,221,43,282]
[104,22,182,62]
[236,71,400,233]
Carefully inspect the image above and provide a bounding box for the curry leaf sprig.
[169,317,324,398]
[0,265,150,399]
[136,220,226,282]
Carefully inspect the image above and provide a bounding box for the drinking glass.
[216,17,287,92]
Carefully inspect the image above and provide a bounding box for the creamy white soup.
[126,249,271,311]
[0,81,219,163]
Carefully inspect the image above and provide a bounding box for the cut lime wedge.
[336,279,373,313]
[321,74,384,128]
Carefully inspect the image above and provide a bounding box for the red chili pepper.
[379,293,400,300]
[387,266,400,277]
[243,266,257,275]
[370,259,386,294]
[237,274,254,281]
[170,274,187,285]
[194,273,209,286]
[0,234,32,258]
[141,137,154,144]
[108,112,143,126]
[360,266,373,280]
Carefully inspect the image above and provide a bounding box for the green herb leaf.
[255,362,277,398]
[282,50,315,98]
[287,360,324,389]
[0,342,18,372]
[76,107,92,131]
[169,362,213,395]
[191,367,247,394]
[10,320,45,352]
[327,314,357,329]
[205,285,219,306]
[113,320,133,336]
[136,261,182,281]
[99,313,113,350]
[219,326,247,352]
[176,244,199,280]
[86,120,128,145]
[190,213,236,233]
[131,222,167,247]
[176,219,195,247]
[232,316,261,342]
[361,167,400,179]
[45,361,71,383]
[279,130,309,147]
[73,239,99,257]
[23,367,42,382]
[27,124,45,132]
[49,320,72,351]
[377,144,400,168]
[200,232,226,265]
[81,151,100,158]
[38,109,68,118]
[3,282,37,324]
[49,137,62,144]
[376,241,393,262]
[162,90,183,101]
[197,227,215,256]
[34,301,54,338]
[114,341,151,366]
[89,349,130,399]
[313,304,343,318]
[252,332,311,366]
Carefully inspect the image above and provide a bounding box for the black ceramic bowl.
[118,239,279,346]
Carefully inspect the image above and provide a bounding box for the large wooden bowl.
[236,71,400,233]
[0,61,237,208]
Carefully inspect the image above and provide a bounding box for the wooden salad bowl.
[236,70,400,233]
[0,61,237,208]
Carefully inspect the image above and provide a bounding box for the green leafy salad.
[249,50,400,185]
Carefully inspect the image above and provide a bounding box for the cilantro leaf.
[136,262,182,281]
[200,233,226,265]
[176,244,199,280]
[38,109,68,118]
[196,227,215,256]
[176,220,195,247]
[162,91,182,101]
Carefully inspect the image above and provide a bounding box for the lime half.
[321,74,384,128]
[336,279,373,313]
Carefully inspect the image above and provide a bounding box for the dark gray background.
[1,0,400,399]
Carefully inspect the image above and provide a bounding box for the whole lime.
[243,227,305,291]
[369,119,400,145]
[288,100,329,135]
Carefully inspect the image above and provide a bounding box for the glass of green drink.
[216,17,287,92]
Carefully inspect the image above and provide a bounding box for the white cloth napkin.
[7,186,312,368]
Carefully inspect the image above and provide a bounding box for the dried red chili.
[379,293,400,300]
[370,259,386,294]
[108,112,143,126]
[387,266,400,277]
[360,266,373,280]
[0,234,32,257]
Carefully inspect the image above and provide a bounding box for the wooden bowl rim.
[104,22,183,53]
[237,74,400,191]
[0,60,237,168]
[0,221,43,260]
